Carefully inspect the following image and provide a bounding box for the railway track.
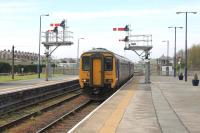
[0,83,81,132]
[37,100,101,133]
[6,95,92,133]
[0,80,79,115]
[36,99,96,133]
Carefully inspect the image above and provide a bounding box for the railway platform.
[70,76,200,133]
[0,75,78,95]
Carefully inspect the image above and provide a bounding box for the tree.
[176,44,200,70]
[188,44,200,70]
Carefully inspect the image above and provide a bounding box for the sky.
[0,0,200,62]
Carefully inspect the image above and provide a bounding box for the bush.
[194,73,198,80]
[14,64,45,73]
[0,62,11,73]
[0,62,46,74]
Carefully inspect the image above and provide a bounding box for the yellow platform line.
[99,82,137,133]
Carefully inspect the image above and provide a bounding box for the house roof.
[158,55,173,60]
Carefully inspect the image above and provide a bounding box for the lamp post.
[176,11,197,81]
[162,40,169,76]
[162,40,169,63]
[38,14,49,79]
[168,26,182,77]
[77,38,84,66]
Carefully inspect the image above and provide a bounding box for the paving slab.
[70,76,200,133]
[151,76,200,133]
[117,81,161,133]
[0,75,78,94]
[71,78,137,133]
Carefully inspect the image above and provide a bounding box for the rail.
[0,82,81,132]
[36,99,91,133]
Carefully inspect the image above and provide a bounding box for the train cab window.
[104,57,113,71]
[82,56,90,71]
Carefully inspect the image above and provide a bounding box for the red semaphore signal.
[113,25,129,31]
[50,23,61,27]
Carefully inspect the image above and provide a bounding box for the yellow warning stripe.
[99,83,137,133]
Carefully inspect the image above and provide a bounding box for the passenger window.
[82,56,90,71]
[104,57,113,71]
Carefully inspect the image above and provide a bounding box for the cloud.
[175,3,200,12]
[52,9,164,20]
[0,1,38,22]
[0,1,37,14]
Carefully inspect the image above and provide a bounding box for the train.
[79,48,134,100]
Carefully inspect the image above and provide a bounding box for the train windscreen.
[82,56,90,71]
[104,57,113,71]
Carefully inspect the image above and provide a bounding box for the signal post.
[124,44,152,83]
[42,20,73,81]
[115,25,153,83]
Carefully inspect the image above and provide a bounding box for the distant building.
[157,55,173,76]
[0,49,45,65]
[58,62,77,68]
[57,58,76,63]
[57,58,78,69]
[55,58,78,75]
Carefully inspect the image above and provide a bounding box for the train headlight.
[82,79,86,82]
[82,79,89,83]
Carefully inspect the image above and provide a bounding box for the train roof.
[84,48,113,53]
[82,48,133,63]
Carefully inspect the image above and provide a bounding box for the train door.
[92,58,102,86]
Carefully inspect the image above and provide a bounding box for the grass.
[0,73,64,82]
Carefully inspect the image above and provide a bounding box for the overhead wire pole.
[176,11,197,81]
[168,26,182,77]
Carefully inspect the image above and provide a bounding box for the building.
[0,49,45,65]
[157,55,173,76]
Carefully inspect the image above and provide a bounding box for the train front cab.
[79,52,117,99]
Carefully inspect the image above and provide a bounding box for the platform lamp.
[176,11,197,81]
[38,14,49,79]
[162,40,169,64]
[168,26,183,77]
[77,38,84,67]
[162,40,169,76]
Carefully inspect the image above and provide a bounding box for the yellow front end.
[79,52,117,90]
[79,53,91,88]
[103,53,117,89]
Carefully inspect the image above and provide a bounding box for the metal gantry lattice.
[42,19,74,81]
[121,25,153,83]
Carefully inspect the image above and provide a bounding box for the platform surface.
[0,75,78,95]
[70,76,200,133]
